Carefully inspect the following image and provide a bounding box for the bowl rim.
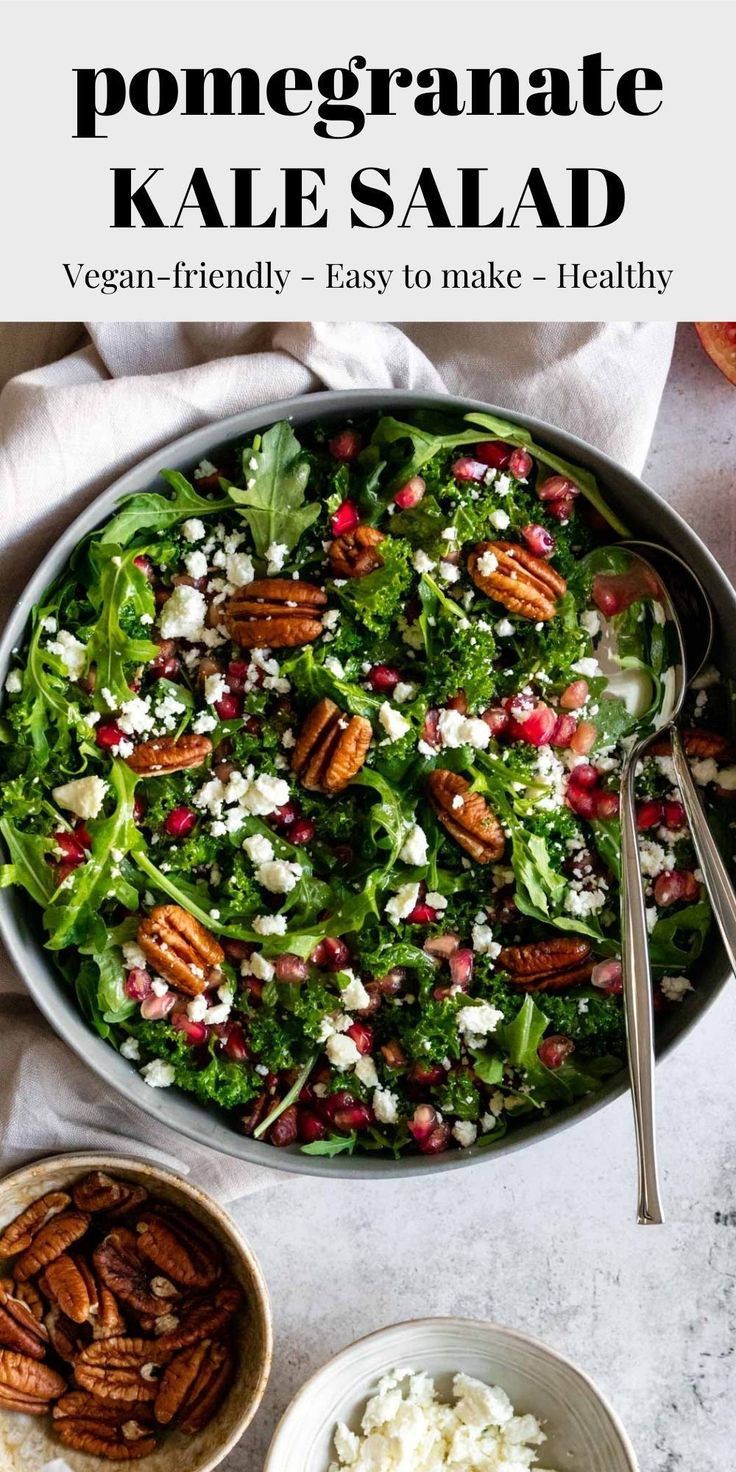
[0,1149,273,1472]
[263,1313,640,1472]
[0,386,731,1179]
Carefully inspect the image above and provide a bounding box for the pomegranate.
[289,817,315,846]
[393,475,426,509]
[594,791,620,821]
[271,801,300,828]
[481,706,510,738]
[452,456,489,483]
[377,969,405,997]
[569,721,597,756]
[328,428,361,462]
[171,1012,208,1046]
[140,991,176,1020]
[214,692,243,721]
[149,643,180,679]
[124,968,152,1001]
[550,714,577,748]
[367,664,401,694]
[663,800,686,830]
[410,1062,445,1086]
[591,959,623,995]
[133,555,154,580]
[418,1122,452,1154]
[422,708,440,748]
[449,949,474,989]
[133,796,146,825]
[636,799,664,831]
[311,936,350,971]
[346,1021,373,1055]
[406,902,439,924]
[546,495,577,523]
[566,785,597,819]
[521,524,556,559]
[274,953,309,983]
[222,1022,250,1062]
[381,1039,407,1068]
[298,1108,327,1144]
[537,474,579,504]
[538,1034,575,1069]
[474,440,512,469]
[423,933,460,960]
[653,870,700,907]
[54,831,87,867]
[334,1102,374,1131]
[226,660,251,692]
[592,566,659,618]
[568,763,599,790]
[560,679,589,711]
[508,447,534,479]
[269,1105,299,1147]
[330,500,361,537]
[164,806,197,839]
[95,722,126,750]
[507,701,557,747]
[408,1103,439,1142]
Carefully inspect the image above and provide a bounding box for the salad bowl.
[0,389,733,1177]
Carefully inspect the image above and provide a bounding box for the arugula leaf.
[100,470,230,547]
[471,1051,505,1086]
[0,820,56,906]
[84,549,159,707]
[228,423,319,557]
[284,646,380,721]
[44,761,141,951]
[301,1132,357,1157]
[498,994,549,1070]
[371,416,482,490]
[649,900,710,970]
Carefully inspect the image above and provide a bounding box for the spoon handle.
[670,728,736,974]
[620,749,665,1225]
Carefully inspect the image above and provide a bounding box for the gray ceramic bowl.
[0,389,732,1178]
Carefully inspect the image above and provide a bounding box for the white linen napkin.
[0,319,676,1199]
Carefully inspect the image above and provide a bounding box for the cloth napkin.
[0,319,676,1199]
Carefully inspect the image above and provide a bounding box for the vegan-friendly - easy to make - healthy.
[2,407,733,1159]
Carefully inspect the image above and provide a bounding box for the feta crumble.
[159,584,207,641]
[52,775,107,820]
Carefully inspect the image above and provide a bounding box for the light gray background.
[226,325,736,1470]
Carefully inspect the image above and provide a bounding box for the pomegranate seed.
[653,870,700,907]
[537,474,579,504]
[367,664,401,694]
[592,566,659,618]
[377,968,405,997]
[328,428,361,462]
[269,1105,299,1147]
[560,680,589,711]
[55,861,78,885]
[408,1103,439,1142]
[311,936,350,971]
[171,1012,208,1046]
[407,902,438,924]
[538,1035,575,1069]
[289,817,315,846]
[54,831,86,866]
[481,707,510,737]
[133,555,154,580]
[226,660,251,692]
[421,708,440,748]
[569,763,599,790]
[133,796,146,824]
[593,791,620,820]
[551,714,577,749]
[273,953,309,983]
[330,500,361,536]
[446,691,469,715]
[570,721,597,756]
[663,800,686,829]
[566,786,598,819]
[222,1022,250,1062]
[452,456,489,483]
[508,447,534,479]
[521,523,556,559]
[215,692,242,721]
[474,440,512,469]
[591,959,623,995]
[124,968,152,1001]
[423,933,460,960]
[140,991,176,1020]
[346,1021,373,1055]
[322,1089,357,1119]
[298,1108,327,1144]
[418,1123,452,1155]
[507,702,557,747]
[448,948,474,989]
[381,1039,407,1068]
[271,801,300,828]
[411,1062,445,1086]
[637,799,664,831]
[333,1103,374,1131]
[359,983,383,1016]
[546,494,577,523]
[244,976,263,1002]
[164,806,197,839]
[149,648,180,679]
[393,475,426,509]
[96,722,126,750]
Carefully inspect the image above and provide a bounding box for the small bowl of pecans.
[0,1153,272,1471]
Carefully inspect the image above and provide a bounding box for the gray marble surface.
[227,325,736,1472]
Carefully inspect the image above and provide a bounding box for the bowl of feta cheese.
[264,1316,638,1472]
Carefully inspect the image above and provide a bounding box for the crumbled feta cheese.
[385,882,421,923]
[52,775,107,820]
[227,551,255,587]
[393,682,415,705]
[495,618,515,638]
[326,1033,362,1071]
[489,508,510,530]
[580,609,601,638]
[717,766,736,791]
[159,584,207,641]
[120,1038,141,1061]
[471,923,501,959]
[355,1055,379,1088]
[265,542,288,574]
[399,824,428,867]
[46,629,86,681]
[141,1059,175,1089]
[476,549,499,577]
[41,615,58,633]
[182,518,206,542]
[571,656,600,678]
[241,951,275,982]
[379,702,410,743]
[424,891,448,912]
[185,550,208,580]
[324,656,346,679]
[439,561,461,583]
[412,549,436,574]
[118,696,154,737]
[4,669,22,693]
[372,1087,399,1125]
[638,838,674,878]
[187,995,208,1022]
[565,886,607,918]
[122,940,147,971]
[452,1120,477,1148]
[252,914,288,936]
[456,1001,504,1038]
[243,833,275,865]
[256,859,302,894]
[661,974,694,1001]
[341,976,370,1011]
[437,709,491,750]
[192,711,217,734]
[204,672,228,706]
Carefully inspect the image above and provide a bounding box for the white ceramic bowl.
[264,1317,638,1472]
[0,1152,272,1472]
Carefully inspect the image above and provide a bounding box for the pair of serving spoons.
[597,542,736,1224]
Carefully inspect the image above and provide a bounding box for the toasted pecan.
[647,726,734,761]
[0,1349,66,1405]
[39,1254,92,1325]
[154,1337,210,1424]
[137,904,225,996]
[499,937,593,991]
[14,1211,90,1282]
[292,697,372,794]
[224,577,327,648]
[73,1171,148,1218]
[154,1282,242,1353]
[427,769,505,864]
[0,1192,71,1258]
[55,1415,157,1459]
[0,1286,49,1360]
[329,525,385,579]
[134,1209,220,1292]
[74,1336,172,1403]
[467,540,566,621]
[178,1340,233,1435]
[94,1228,178,1319]
[125,733,212,776]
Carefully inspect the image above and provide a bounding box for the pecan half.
[427,770,505,864]
[292,697,372,794]
[0,1349,66,1411]
[224,577,327,648]
[44,1306,89,1363]
[135,1210,220,1291]
[467,541,567,621]
[137,904,225,996]
[72,1171,147,1218]
[53,1390,153,1424]
[0,1278,44,1322]
[14,1211,90,1282]
[329,525,385,579]
[0,1285,49,1359]
[648,726,734,761]
[126,733,212,776]
[94,1228,179,1319]
[0,1191,71,1257]
[179,1340,233,1435]
[38,1254,91,1325]
[499,937,593,991]
[154,1337,210,1424]
[74,1336,172,1403]
[155,1282,242,1352]
[55,1413,156,1460]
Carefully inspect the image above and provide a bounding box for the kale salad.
[2,407,732,1160]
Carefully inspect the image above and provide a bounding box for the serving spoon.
[596,541,736,1224]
